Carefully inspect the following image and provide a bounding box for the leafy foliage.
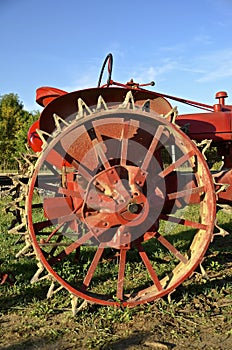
[0,93,39,170]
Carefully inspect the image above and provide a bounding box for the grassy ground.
[0,195,232,350]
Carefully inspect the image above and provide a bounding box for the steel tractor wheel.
[27,88,216,308]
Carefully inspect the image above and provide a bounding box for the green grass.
[0,194,232,350]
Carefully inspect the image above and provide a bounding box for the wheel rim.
[27,103,216,306]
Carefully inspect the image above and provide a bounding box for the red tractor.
[21,54,231,311]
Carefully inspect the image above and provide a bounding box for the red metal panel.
[176,112,232,141]
[43,197,74,220]
[36,87,67,107]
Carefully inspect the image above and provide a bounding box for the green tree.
[0,93,39,170]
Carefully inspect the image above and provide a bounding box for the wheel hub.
[82,165,152,241]
[127,202,142,214]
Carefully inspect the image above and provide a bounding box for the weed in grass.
[98,305,135,324]
[29,299,55,318]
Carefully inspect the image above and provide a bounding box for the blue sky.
[1,0,232,113]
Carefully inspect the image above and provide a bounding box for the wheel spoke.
[154,232,188,264]
[34,220,54,232]
[158,150,195,178]
[141,125,165,171]
[66,158,93,181]
[87,124,111,170]
[160,214,207,230]
[34,211,80,233]
[117,249,127,300]
[49,234,64,256]
[44,222,65,243]
[31,203,43,209]
[44,160,61,176]
[167,186,205,200]
[120,121,131,166]
[81,245,105,291]
[137,243,162,291]
[49,230,94,265]
[92,138,111,169]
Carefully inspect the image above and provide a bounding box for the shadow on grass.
[178,272,232,298]
[0,337,59,350]
[102,332,176,350]
[0,259,51,312]
[0,333,176,350]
